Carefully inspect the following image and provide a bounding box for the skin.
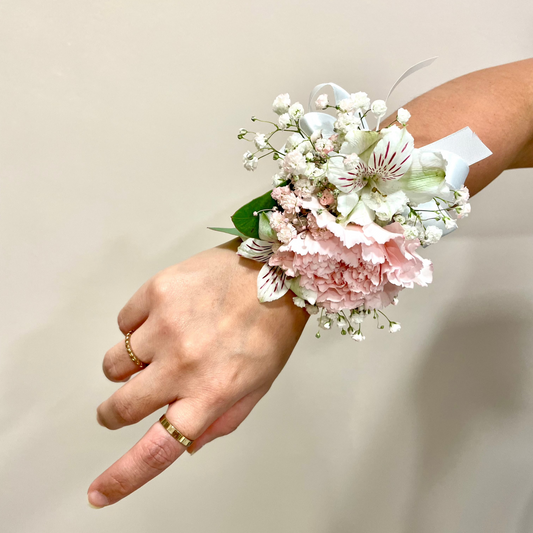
[88,58,533,508]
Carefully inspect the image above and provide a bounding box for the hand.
[87,238,309,508]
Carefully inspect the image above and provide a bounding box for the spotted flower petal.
[367,125,414,181]
[325,156,367,193]
[237,238,274,263]
[257,264,291,302]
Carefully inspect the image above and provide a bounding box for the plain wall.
[1,1,533,532]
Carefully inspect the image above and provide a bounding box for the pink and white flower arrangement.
[212,78,479,341]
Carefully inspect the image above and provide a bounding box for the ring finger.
[102,321,158,383]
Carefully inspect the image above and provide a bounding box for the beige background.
[1,1,533,532]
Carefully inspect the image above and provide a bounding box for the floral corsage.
[210,58,492,341]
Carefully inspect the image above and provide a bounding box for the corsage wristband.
[210,57,492,342]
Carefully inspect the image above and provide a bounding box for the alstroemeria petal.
[290,277,317,305]
[326,157,365,193]
[342,130,381,155]
[237,238,274,263]
[257,264,291,303]
[369,125,414,181]
[337,190,360,217]
[394,150,448,204]
[346,199,375,225]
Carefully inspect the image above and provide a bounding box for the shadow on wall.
[0,227,209,531]
[402,291,533,533]
[327,290,533,533]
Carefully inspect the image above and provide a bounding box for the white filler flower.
[315,94,329,110]
[371,99,387,118]
[397,108,411,125]
[272,93,291,115]
[288,102,304,120]
[254,133,268,150]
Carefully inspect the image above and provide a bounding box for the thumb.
[187,387,268,455]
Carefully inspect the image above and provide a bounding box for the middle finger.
[97,363,179,430]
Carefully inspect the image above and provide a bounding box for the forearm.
[380,58,533,196]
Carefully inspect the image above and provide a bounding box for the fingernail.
[187,446,200,456]
[88,491,109,508]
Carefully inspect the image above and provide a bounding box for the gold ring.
[159,414,194,447]
[125,330,148,369]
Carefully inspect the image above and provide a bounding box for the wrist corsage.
[210,58,492,341]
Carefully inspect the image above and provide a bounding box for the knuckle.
[113,396,137,425]
[140,435,176,472]
[102,351,119,381]
[117,311,128,334]
[221,422,240,436]
[149,275,174,302]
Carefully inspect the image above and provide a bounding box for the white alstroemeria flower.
[272,93,291,115]
[364,125,414,182]
[329,126,415,196]
[326,156,368,194]
[378,149,448,205]
[237,213,288,302]
[237,213,319,304]
[336,190,375,226]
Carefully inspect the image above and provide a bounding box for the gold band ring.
[159,414,194,447]
[125,331,148,369]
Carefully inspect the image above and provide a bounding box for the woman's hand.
[87,238,309,508]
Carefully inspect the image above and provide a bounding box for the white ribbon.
[299,58,493,238]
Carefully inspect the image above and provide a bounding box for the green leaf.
[231,190,277,239]
[208,227,248,239]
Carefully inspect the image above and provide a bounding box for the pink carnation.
[268,208,432,312]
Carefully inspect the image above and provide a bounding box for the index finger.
[87,397,226,508]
